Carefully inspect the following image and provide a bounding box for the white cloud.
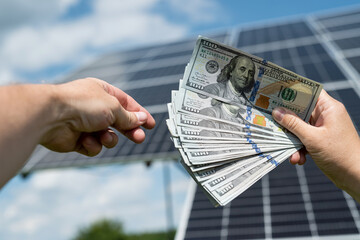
[59,0,79,13]
[168,0,221,22]
[9,215,48,235]
[0,0,188,84]
[0,162,190,240]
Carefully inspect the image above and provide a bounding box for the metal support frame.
[163,161,174,239]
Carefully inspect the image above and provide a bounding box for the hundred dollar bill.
[183,36,322,122]
[175,88,301,142]
[192,150,284,182]
[176,125,300,145]
[202,150,281,191]
[169,101,295,143]
[185,144,295,164]
[210,148,299,205]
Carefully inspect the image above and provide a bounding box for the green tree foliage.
[73,219,127,240]
[73,218,176,240]
[126,229,176,240]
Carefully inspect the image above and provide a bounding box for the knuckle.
[103,108,115,126]
[336,102,347,113]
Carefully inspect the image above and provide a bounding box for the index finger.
[102,81,156,129]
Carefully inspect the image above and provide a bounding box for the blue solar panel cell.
[317,222,358,236]
[229,205,264,216]
[125,83,177,107]
[328,88,360,131]
[227,227,265,240]
[152,49,193,61]
[278,48,292,60]
[237,21,314,48]
[129,63,186,81]
[318,10,360,22]
[228,215,264,227]
[312,200,350,212]
[347,56,360,75]
[270,203,307,215]
[272,224,312,238]
[230,196,262,207]
[334,36,360,50]
[303,62,324,82]
[186,220,222,231]
[322,60,346,81]
[327,22,360,32]
[184,232,221,240]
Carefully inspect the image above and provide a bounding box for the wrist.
[335,141,360,200]
[38,83,72,145]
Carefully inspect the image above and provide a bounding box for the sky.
[1,0,360,240]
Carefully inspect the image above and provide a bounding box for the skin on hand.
[272,90,360,201]
[40,78,156,157]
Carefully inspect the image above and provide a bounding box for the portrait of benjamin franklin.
[201,55,256,106]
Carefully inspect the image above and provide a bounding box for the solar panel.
[175,7,360,240]
[20,5,360,239]
[237,21,314,48]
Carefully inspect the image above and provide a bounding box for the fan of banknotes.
[166,36,323,206]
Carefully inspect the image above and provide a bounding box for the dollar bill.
[210,148,299,205]
[166,36,323,206]
[175,88,301,142]
[183,36,322,122]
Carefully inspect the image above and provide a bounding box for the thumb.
[113,108,148,131]
[272,107,313,141]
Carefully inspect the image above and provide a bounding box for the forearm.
[0,84,60,188]
[336,142,360,203]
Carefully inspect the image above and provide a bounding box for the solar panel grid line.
[343,185,360,233]
[220,203,231,240]
[323,27,360,43]
[226,27,240,48]
[246,15,314,31]
[323,80,352,91]
[318,11,360,28]
[118,46,165,81]
[85,46,159,71]
[238,35,319,54]
[74,65,130,82]
[118,74,181,92]
[307,16,360,96]
[23,146,51,173]
[137,54,191,69]
[283,41,307,76]
[326,22,360,33]
[152,49,193,61]
[341,47,360,59]
[303,44,334,82]
[128,63,187,82]
[316,6,360,21]
[267,25,284,66]
[334,36,360,51]
[261,175,272,239]
[238,16,318,46]
[269,185,302,196]
[26,150,179,173]
[296,165,319,237]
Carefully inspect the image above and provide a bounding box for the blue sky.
[1,1,360,240]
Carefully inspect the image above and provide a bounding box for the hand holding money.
[167,36,322,206]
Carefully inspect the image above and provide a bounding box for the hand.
[40,78,156,156]
[272,90,360,195]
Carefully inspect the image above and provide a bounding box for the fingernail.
[105,132,113,143]
[273,108,286,121]
[134,112,147,124]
